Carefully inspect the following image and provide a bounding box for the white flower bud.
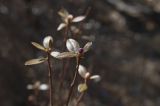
[85,72,90,79]
[43,36,53,49]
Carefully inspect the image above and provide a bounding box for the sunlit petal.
[57,23,66,31]
[66,39,80,52]
[78,65,87,78]
[90,75,101,82]
[72,16,86,23]
[83,42,92,53]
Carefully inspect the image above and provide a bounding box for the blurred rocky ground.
[0,0,160,106]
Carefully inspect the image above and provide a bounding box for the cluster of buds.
[78,65,101,92]
[57,9,86,31]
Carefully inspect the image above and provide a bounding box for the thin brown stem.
[47,52,54,106]
[66,56,81,106]
[76,92,85,106]
[59,23,70,89]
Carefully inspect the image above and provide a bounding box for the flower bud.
[43,36,53,49]
[85,72,91,79]
[78,65,87,78]
[78,48,84,54]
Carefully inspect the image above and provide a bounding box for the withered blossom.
[51,38,92,59]
[57,8,86,31]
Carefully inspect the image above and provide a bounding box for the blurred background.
[0,0,160,106]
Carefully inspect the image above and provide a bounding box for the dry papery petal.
[58,8,69,18]
[78,83,88,93]
[31,42,46,51]
[25,57,47,65]
[90,75,101,82]
[72,16,86,23]
[43,36,53,49]
[78,65,87,78]
[83,42,92,53]
[66,39,80,52]
[53,52,77,59]
[57,23,66,31]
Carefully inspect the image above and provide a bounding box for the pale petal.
[90,75,101,82]
[66,39,80,52]
[50,51,60,58]
[31,42,46,51]
[39,84,48,90]
[78,83,88,93]
[24,57,47,65]
[78,65,87,78]
[43,36,53,49]
[72,16,86,22]
[57,23,66,31]
[58,8,69,18]
[83,42,92,53]
[54,52,77,59]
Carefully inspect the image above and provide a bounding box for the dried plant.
[51,38,92,106]
[57,9,86,90]
[25,36,55,106]
[75,65,100,105]
[24,8,101,106]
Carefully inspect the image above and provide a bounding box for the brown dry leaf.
[31,42,46,51]
[24,57,47,65]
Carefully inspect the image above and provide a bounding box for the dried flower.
[51,38,92,59]
[77,65,101,93]
[57,8,86,31]
[25,36,56,65]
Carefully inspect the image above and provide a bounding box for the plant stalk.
[47,52,54,106]
[59,23,70,88]
[76,92,85,106]
[66,56,81,106]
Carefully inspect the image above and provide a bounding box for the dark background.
[0,0,160,106]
